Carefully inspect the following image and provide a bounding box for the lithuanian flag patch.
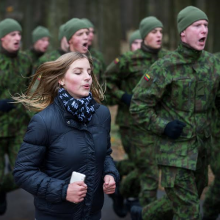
[37,75,42,81]
[144,73,151,81]
[114,58,120,64]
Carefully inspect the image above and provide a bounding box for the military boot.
[109,186,127,217]
[0,192,7,215]
[125,197,140,212]
[130,205,142,220]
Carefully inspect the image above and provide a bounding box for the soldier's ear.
[180,31,185,37]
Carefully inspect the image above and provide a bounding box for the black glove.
[164,120,186,139]
[121,93,132,106]
[0,99,15,113]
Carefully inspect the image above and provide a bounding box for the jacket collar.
[177,41,202,61]
[0,44,18,58]
[141,41,161,54]
[54,96,100,128]
[30,47,44,58]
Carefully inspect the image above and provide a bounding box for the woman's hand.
[66,181,87,204]
[103,175,116,194]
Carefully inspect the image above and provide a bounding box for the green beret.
[64,18,89,41]
[0,18,22,38]
[81,18,94,28]
[58,24,66,41]
[129,30,141,46]
[139,16,163,39]
[177,6,208,34]
[32,26,51,43]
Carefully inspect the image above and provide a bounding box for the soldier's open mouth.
[83,43,88,48]
[199,37,205,42]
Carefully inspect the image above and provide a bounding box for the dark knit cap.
[32,26,51,43]
[139,16,163,39]
[129,30,141,46]
[58,24,66,41]
[64,18,89,41]
[177,6,208,34]
[81,18,94,28]
[0,18,22,38]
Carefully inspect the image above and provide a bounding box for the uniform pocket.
[157,136,188,156]
[170,78,193,112]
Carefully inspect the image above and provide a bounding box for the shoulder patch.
[144,73,151,81]
[114,58,120,64]
[37,74,42,81]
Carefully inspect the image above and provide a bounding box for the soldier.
[82,18,106,71]
[129,29,142,51]
[0,18,32,215]
[130,6,220,220]
[37,23,69,65]
[104,16,168,217]
[26,26,51,72]
[32,24,69,91]
[64,18,104,84]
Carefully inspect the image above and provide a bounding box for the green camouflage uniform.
[130,42,220,220]
[89,55,105,87]
[0,47,32,193]
[26,48,44,74]
[89,47,106,71]
[104,42,168,205]
[38,49,66,65]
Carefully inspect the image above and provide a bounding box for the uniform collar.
[141,42,161,54]
[30,47,44,58]
[58,49,66,55]
[0,45,18,58]
[177,41,202,60]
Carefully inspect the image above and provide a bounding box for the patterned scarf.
[58,88,95,123]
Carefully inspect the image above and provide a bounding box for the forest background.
[1,0,220,64]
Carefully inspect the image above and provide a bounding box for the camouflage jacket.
[26,48,45,74]
[0,49,32,137]
[130,43,220,170]
[37,49,66,67]
[90,54,105,86]
[104,43,168,126]
[89,46,106,71]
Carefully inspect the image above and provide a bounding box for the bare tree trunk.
[0,0,6,20]
[20,0,35,50]
[41,0,69,49]
[98,0,121,65]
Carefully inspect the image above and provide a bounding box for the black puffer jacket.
[13,97,119,220]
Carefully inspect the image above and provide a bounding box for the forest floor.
[108,105,215,200]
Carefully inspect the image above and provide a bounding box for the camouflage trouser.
[116,126,136,177]
[142,154,208,220]
[0,129,26,193]
[203,175,220,219]
[116,126,137,197]
[119,126,158,206]
[142,195,173,220]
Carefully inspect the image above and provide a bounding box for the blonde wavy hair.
[13,52,104,112]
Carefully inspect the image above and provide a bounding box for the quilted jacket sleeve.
[13,114,68,203]
[102,108,120,184]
